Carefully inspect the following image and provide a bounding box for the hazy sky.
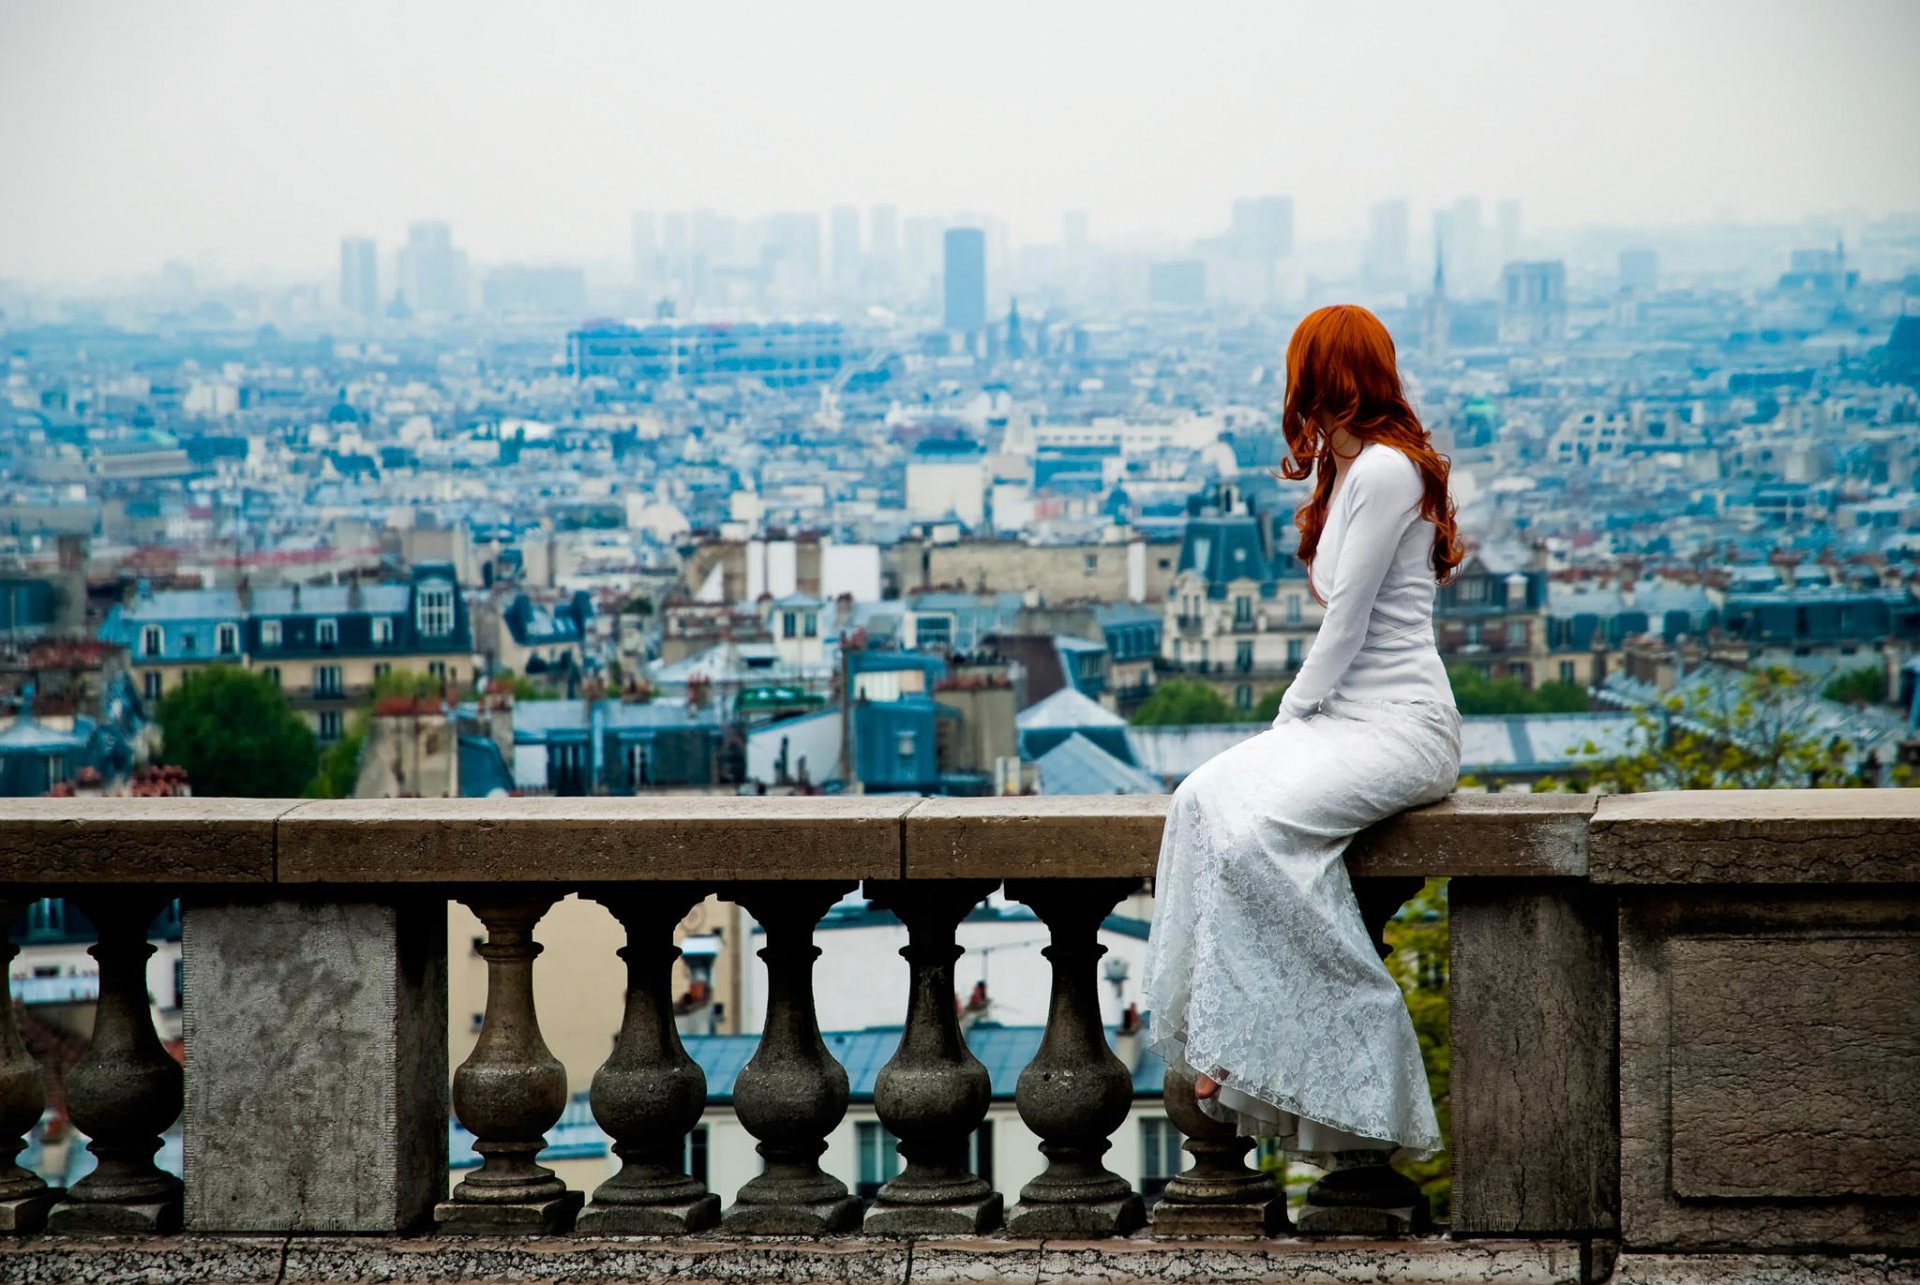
[2,0,1917,281]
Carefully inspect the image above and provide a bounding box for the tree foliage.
[1575,665,1864,792]
[1447,667,1589,716]
[1129,678,1288,726]
[157,665,318,798]
[1822,663,1887,707]
[1384,878,1452,1219]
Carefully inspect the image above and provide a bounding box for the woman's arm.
[1278,448,1424,721]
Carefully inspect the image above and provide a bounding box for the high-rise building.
[630,213,658,284]
[830,206,862,285]
[1364,201,1410,289]
[398,221,466,314]
[1499,260,1568,346]
[339,236,378,317]
[1496,199,1523,266]
[1619,248,1659,295]
[943,227,987,333]
[1423,237,1450,366]
[1230,196,1294,261]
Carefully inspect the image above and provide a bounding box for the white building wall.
[906,462,987,528]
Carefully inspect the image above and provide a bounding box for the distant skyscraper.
[1364,201,1410,289]
[1230,196,1294,260]
[1499,260,1568,346]
[398,221,465,314]
[943,227,987,333]
[339,237,378,317]
[1619,248,1659,295]
[630,212,658,283]
[1496,199,1522,266]
[830,206,862,284]
[1423,236,1450,366]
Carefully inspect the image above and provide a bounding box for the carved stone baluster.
[862,880,1002,1235]
[47,894,182,1233]
[721,881,862,1234]
[1298,873,1430,1235]
[0,899,61,1232]
[576,884,720,1233]
[1150,1068,1289,1236]
[435,893,582,1234]
[1003,878,1145,1237]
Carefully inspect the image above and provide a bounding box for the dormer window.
[261,619,281,648]
[416,581,454,637]
[373,617,394,646]
[140,625,163,658]
[215,623,239,656]
[317,619,339,651]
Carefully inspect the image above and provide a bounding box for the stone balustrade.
[1,792,1917,1284]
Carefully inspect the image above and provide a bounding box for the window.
[314,665,342,698]
[261,666,280,688]
[260,619,281,647]
[1140,1117,1185,1196]
[1235,683,1252,709]
[1465,621,1483,646]
[140,625,163,657]
[915,614,953,650]
[143,671,163,701]
[416,581,455,637]
[216,623,239,656]
[1506,622,1527,648]
[427,661,446,681]
[803,612,817,638]
[1084,553,1098,574]
[1287,638,1303,668]
[782,611,797,637]
[1286,595,1302,624]
[549,742,588,796]
[180,633,196,655]
[373,662,391,681]
[373,617,394,646]
[856,1122,901,1198]
[1559,660,1577,685]
[26,898,64,937]
[318,710,344,742]
[1234,641,1253,673]
[627,743,650,788]
[685,1125,709,1188]
[1456,578,1492,605]
[1233,595,1252,627]
[317,618,339,651]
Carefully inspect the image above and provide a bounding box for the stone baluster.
[0,899,60,1232]
[721,881,862,1234]
[47,894,182,1233]
[862,880,1002,1235]
[1002,878,1145,1236]
[576,884,720,1233]
[1149,1068,1289,1236]
[436,893,582,1234]
[1298,873,1430,1235]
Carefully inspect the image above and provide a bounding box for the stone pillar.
[1002,878,1144,1237]
[862,880,1002,1235]
[1298,874,1429,1236]
[183,897,447,1232]
[1149,1068,1288,1236]
[436,892,582,1234]
[0,899,60,1232]
[47,894,183,1234]
[576,884,720,1234]
[721,881,862,1234]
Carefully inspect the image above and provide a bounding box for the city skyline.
[3,0,1919,281]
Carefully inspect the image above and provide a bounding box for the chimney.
[236,576,252,613]
[348,574,364,610]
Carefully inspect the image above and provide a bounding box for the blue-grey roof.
[1017,687,1126,730]
[1036,733,1166,795]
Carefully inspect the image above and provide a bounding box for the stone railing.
[2,792,1917,1285]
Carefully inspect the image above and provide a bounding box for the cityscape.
[4,0,1919,1265]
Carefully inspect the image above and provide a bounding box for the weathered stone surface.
[278,796,913,882]
[1450,878,1618,1235]
[1620,890,1920,1251]
[0,799,288,884]
[905,796,1169,879]
[1610,1253,1920,1284]
[0,1189,60,1232]
[1033,1237,1586,1284]
[183,897,447,1232]
[1592,790,1920,884]
[1347,794,1595,878]
[0,1236,288,1283]
[432,1190,583,1234]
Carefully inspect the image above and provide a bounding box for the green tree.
[1447,666,1589,715]
[1251,686,1291,723]
[307,722,366,799]
[1129,679,1242,726]
[1384,879,1452,1219]
[1576,665,1862,792]
[157,666,318,797]
[1822,664,1887,707]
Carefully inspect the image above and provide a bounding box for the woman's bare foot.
[1194,1071,1226,1101]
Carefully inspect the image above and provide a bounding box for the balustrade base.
[1296,1199,1426,1236]
[720,1194,864,1236]
[434,1191,583,1235]
[1150,1195,1291,1237]
[0,1187,62,1233]
[1004,1192,1144,1237]
[44,1192,181,1235]
[575,1192,721,1234]
[863,1191,1004,1235]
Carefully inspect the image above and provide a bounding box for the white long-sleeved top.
[1277,442,1455,721]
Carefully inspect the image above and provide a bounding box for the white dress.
[1142,443,1463,1160]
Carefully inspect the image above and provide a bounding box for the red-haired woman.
[1142,304,1464,1165]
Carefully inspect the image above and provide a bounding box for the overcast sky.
[2,0,1917,281]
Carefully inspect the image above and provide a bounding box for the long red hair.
[1278,304,1463,593]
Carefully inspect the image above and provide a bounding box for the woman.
[1141,303,1464,1162]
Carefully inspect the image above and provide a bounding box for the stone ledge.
[0,798,290,884]
[903,795,1170,879]
[0,1235,1589,1284]
[1348,794,1595,878]
[276,797,916,883]
[1590,790,1920,884]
